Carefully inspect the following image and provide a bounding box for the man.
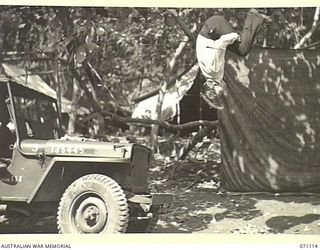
[196,8,272,110]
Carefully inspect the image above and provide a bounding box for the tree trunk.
[68,77,80,135]
[56,60,62,119]
[151,80,168,152]
[150,15,197,152]
[151,38,189,152]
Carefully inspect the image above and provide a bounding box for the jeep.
[0,78,173,233]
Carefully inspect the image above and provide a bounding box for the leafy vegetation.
[0,6,319,139]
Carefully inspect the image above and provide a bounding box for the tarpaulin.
[220,48,320,192]
[132,64,199,120]
[1,64,89,114]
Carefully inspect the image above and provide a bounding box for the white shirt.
[196,32,240,83]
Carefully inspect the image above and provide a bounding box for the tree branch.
[178,125,214,160]
[84,110,218,131]
[165,9,196,47]
[301,40,320,49]
[169,36,189,74]
[294,7,320,49]
[70,67,102,113]
[132,61,197,103]
[83,62,116,101]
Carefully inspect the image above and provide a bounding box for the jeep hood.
[19,139,148,159]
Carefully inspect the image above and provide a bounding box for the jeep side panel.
[0,147,45,201]
[0,148,130,203]
[30,158,131,202]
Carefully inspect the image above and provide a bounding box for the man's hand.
[230,33,241,43]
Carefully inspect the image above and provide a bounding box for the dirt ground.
[0,137,319,234]
[152,138,320,234]
[153,173,320,234]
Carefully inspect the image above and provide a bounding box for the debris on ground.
[0,136,320,234]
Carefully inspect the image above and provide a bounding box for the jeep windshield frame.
[7,81,62,142]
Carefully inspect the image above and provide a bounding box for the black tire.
[57,174,129,233]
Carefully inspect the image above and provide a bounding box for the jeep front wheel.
[57,174,129,233]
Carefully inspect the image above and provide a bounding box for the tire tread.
[57,174,129,233]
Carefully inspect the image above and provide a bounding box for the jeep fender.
[28,156,131,203]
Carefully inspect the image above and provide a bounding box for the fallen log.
[82,110,218,131]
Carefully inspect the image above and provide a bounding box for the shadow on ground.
[155,190,320,234]
[154,189,265,233]
[0,215,57,233]
[266,214,320,233]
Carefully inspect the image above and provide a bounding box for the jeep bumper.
[126,192,174,205]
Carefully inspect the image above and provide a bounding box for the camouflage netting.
[219,48,320,192]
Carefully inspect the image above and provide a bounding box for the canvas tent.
[1,63,88,115]
[132,64,217,124]
[220,48,320,192]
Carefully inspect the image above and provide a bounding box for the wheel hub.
[73,196,108,233]
[83,206,100,226]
